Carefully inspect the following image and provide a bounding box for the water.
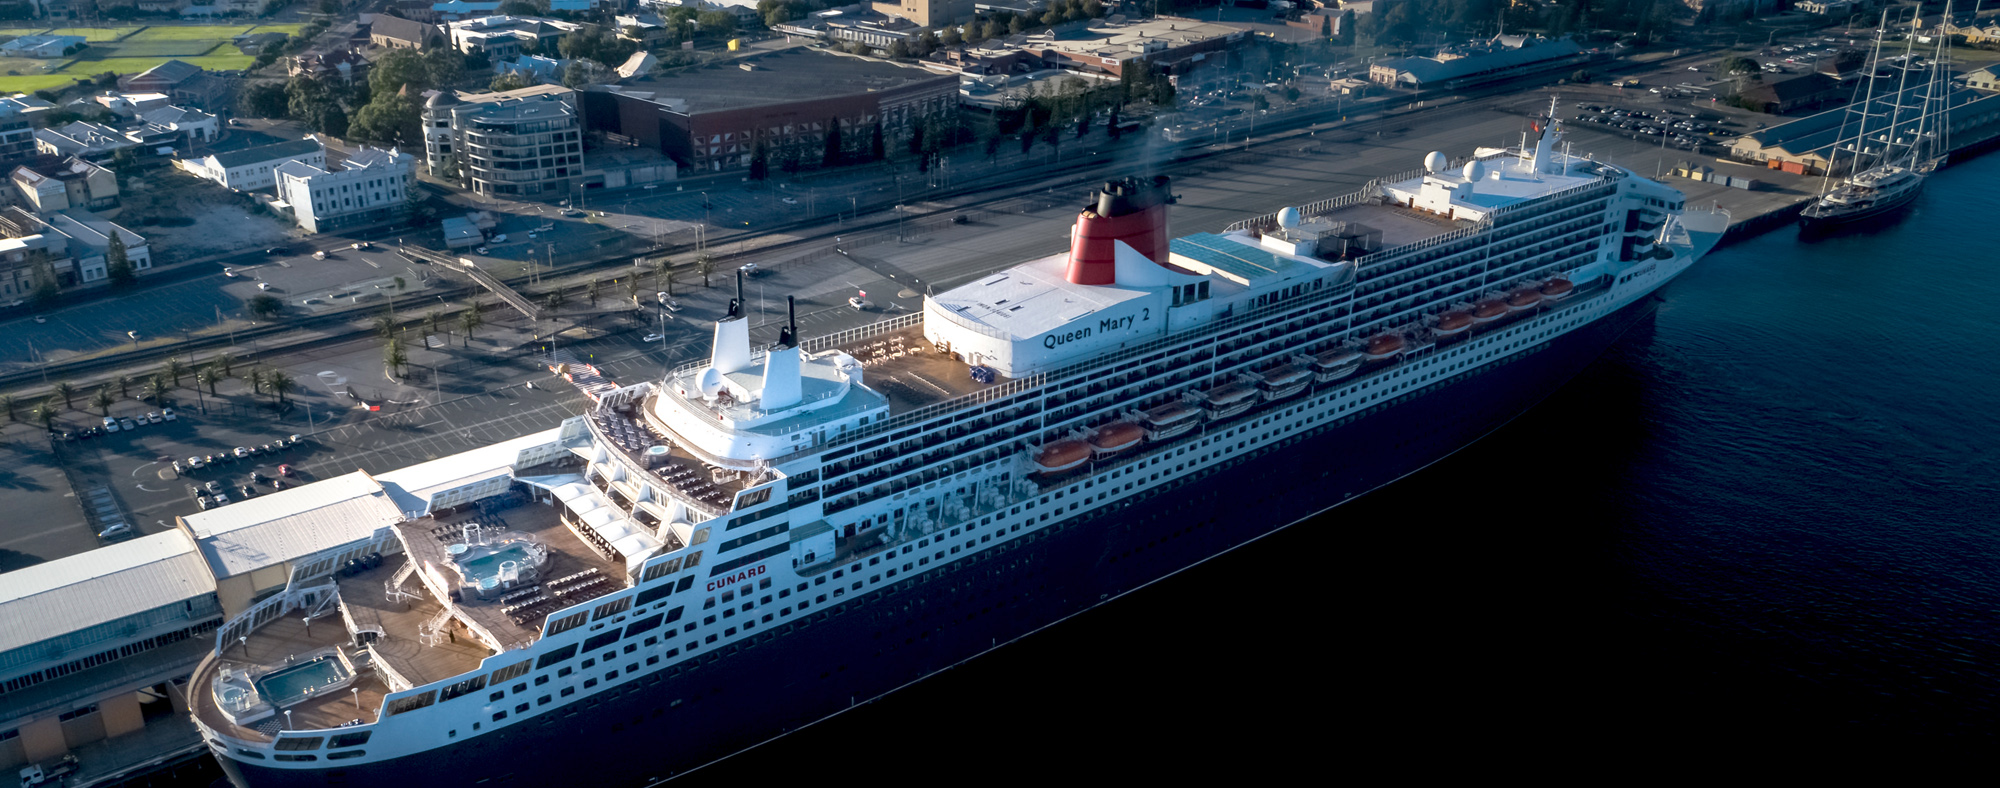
[253,657,349,708]
[686,157,2000,780]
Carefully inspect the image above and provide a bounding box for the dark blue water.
[668,155,2000,781]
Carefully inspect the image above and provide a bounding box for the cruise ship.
[188,107,1727,787]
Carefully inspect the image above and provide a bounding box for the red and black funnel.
[1066,176,1173,286]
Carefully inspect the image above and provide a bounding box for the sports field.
[0,23,301,92]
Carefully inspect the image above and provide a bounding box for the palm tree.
[384,338,408,377]
[586,278,600,306]
[389,276,407,318]
[247,369,266,396]
[114,374,131,398]
[373,314,396,339]
[33,397,59,431]
[0,393,16,423]
[544,288,567,313]
[197,365,223,396]
[141,375,168,404]
[425,310,445,341]
[459,307,483,346]
[163,358,189,387]
[52,381,75,410]
[696,254,715,287]
[90,386,114,416]
[213,353,235,377]
[653,258,671,289]
[267,371,295,405]
[623,277,640,304]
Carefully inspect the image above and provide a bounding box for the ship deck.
[1313,201,1476,251]
[832,325,1008,412]
[391,503,630,649]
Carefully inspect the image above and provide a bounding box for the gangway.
[399,244,543,321]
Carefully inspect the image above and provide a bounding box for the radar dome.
[1423,151,1448,173]
[697,367,725,399]
[1462,160,1487,183]
[1277,206,1301,228]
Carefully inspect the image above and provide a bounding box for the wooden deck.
[395,503,629,651]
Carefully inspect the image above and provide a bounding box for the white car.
[475,247,489,255]
[145,412,161,424]
[120,418,137,431]
[491,233,508,243]
[162,407,177,421]
[642,333,665,342]
[233,446,250,458]
[739,263,759,277]
[257,282,272,290]
[222,268,238,277]
[103,416,119,432]
[848,297,873,311]
[186,455,204,469]
[781,197,798,205]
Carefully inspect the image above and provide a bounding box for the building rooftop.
[1373,38,1583,85]
[928,251,1156,343]
[207,138,324,169]
[374,428,561,515]
[129,59,204,85]
[179,471,406,579]
[0,531,215,655]
[619,49,953,114]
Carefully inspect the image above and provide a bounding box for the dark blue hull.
[1798,177,1924,230]
[221,295,1663,788]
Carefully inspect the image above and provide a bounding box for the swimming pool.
[255,654,351,708]
[455,541,542,594]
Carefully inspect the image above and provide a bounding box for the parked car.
[162,407,177,421]
[491,233,508,243]
[739,263,760,277]
[642,333,665,342]
[239,485,256,498]
[145,412,161,424]
[197,498,214,510]
[188,456,205,469]
[103,417,119,432]
[119,419,137,431]
[258,282,272,291]
[279,464,293,477]
[233,446,250,458]
[848,297,873,310]
[173,460,185,474]
[98,523,134,541]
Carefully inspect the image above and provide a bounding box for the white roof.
[181,471,404,578]
[929,252,1155,343]
[375,427,558,513]
[0,531,215,655]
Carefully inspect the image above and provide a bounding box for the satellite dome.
[1277,206,1301,228]
[697,367,725,398]
[1462,160,1486,183]
[425,90,461,109]
[1423,151,1448,173]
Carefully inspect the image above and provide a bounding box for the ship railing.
[667,313,925,378]
[366,644,415,692]
[215,582,340,655]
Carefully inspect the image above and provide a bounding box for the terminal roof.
[179,471,404,579]
[376,428,560,516]
[0,531,214,654]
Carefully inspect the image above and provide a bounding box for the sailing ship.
[1801,6,1955,229]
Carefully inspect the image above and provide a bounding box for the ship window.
[582,658,596,669]
[561,687,575,697]
[535,675,549,686]
[558,667,573,678]
[584,679,598,689]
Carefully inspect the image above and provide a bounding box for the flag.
[859,290,867,298]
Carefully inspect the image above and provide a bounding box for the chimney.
[760,296,803,410]
[710,270,750,373]
[1064,175,1172,286]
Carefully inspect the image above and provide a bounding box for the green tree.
[267,371,296,405]
[239,82,288,118]
[247,294,282,319]
[384,337,408,377]
[52,381,74,410]
[104,229,134,287]
[370,49,430,97]
[29,253,60,309]
[425,310,446,342]
[491,72,535,91]
[349,90,423,147]
[1720,56,1760,75]
[373,314,397,339]
[459,307,483,345]
[197,365,223,396]
[248,369,266,396]
[141,375,167,404]
[822,117,843,167]
[696,254,715,287]
[498,0,538,13]
[586,278,600,306]
[32,397,58,431]
[213,354,235,377]
[89,386,114,416]
[163,358,188,387]
[114,374,130,398]
[543,288,566,313]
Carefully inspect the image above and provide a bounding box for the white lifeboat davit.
[1141,401,1201,441]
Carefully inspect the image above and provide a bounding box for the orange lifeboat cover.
[1540,278,1574,296]
[1473,300,1509,318]
[1507,289,1542,308]
[1437,312,1474,331]
[1034,440,1091,469]
[1090,422,1145,450]
[1366,334,1406,355]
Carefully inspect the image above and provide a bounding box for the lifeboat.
[1256,363,1312,401]
[1088,422,1146,457]
[1471,298,1510,323]
[1539,277,1575,301]
[1313,348,1363,382]
[1201,382,1257,420]
[1142,402,1201,441]
[1030,439,1092,474]
[1435,311,1474,335]
[1506,288,1542,311]
[1363,333,1405,360]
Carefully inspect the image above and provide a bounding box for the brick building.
[582,49,957,174]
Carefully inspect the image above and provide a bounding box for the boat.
[1255,362,1312,401]
[189,101,1728,787]
[1800,7,1953,230]
[1539,278,1574,302]
[1435,310,1475,336]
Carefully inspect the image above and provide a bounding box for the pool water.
[457,542,536,588]
[255,656,350,707]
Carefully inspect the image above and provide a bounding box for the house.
[494,54,572,82]
[139,105,220,146]
[0,34,85,58]
[11,156,120,214]
[1969,65,2000,93]
[178,138,327,191]
[446,16,584,59]
[92,92,172,117]
[273,145,417,233]
[291,49,369,83]
[46,210,152,282]
[35,122,139,160]
[0,207,150,287]
[371,14,447,49]
[115,60,227,109]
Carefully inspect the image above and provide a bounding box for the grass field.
[0,23,287,92]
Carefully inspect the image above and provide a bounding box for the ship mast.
[1822,11,1890,197]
